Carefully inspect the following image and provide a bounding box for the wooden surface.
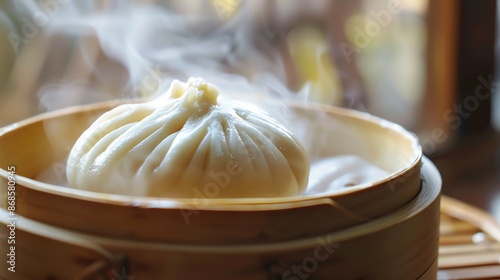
[435,131,500,279]
[438,196,500,279]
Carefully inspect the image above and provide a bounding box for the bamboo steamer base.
[438,196,500,279]
[0,101,430,279]
[0,158,441,280]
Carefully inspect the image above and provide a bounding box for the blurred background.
[0,0,498,219]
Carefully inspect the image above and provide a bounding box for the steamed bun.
[66,78,309,198]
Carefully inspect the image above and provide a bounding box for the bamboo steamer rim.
[0,157,439,254]
[0,100,422,209]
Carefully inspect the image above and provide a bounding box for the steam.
[23,1,394,196]
[29,0,310,186]
[34,0,299,108]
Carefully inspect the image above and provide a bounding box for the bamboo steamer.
[0,101,422,244]
[0,158,440,279]
[0,101,439,279]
